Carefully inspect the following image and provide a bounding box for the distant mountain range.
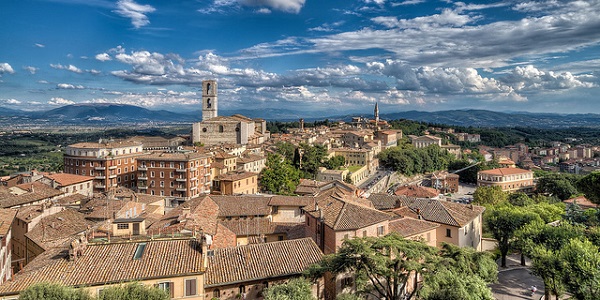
[2,103,600,129]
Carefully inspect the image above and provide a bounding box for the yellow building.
[477,167,534,193]
[212,171,258,195]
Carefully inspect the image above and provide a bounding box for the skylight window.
[133,243,147,260]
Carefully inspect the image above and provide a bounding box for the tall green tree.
[576,172,600,205]
[435,243,498,284]
[536,173,579,200]
[473,186,508,206]
[263,278,315,300]
[19,282,92,300]
[486,205,540,267]
[260,153,301,195]
[418,269,494,300]
[98,283,169,300]
[307,233,437,300]
[560,239,600,300]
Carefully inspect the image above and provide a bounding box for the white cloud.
[88,69,102,75]
[364,0,386,5]
[391,0,425,6]
[114,0,156,29]
[0,63,15,74]
[49,97,75,105]
[239,0,306,13]
[256,8,271,13]
[115,51,185,76]
[34,43,45,48]
[2,99,22,104]
[501,65,597,91]
[24,66,38,74]
[372,8,475,29]
[57,83,85,89]
[95,53,112,61]
[50,63,83,73]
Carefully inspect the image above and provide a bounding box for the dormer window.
[133,243,147,260]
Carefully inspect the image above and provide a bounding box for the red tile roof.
[44,173,94,186]
[388,217,440,238]
[478,167,532,176]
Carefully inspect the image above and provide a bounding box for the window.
[363,230,367,237]
[185,279,197,296]
[212,289,220,298]
[160,162,165,168]
[446,228,452,238]
[117,223,129,230]
[160,171,164,178]
[125,167,128,172]
[150,171,155,178]
[239,285,246,295]
[170,162,174,168]
[341,277,354,289]
[377,226,385,236]
[278,235,284,241]
[133,243,146,260]
[272,206,278,214]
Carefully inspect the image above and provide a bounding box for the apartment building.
[212,171,258,195]
[63,141,145,192]
[136,152,212,199]
[477,167,534,193]
[412,135,442,149]
[0,209,16,284]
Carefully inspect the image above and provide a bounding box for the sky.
[1,0,600,118]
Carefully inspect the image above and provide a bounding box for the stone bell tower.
[202,80,217,121]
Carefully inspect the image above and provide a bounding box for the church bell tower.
[202,80,217,121]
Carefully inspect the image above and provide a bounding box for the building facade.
[63,141,145,192]
[477,167,534,193]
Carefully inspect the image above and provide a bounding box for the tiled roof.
[217,171,257,181]
[367,193,402,210]
[395,198,485,227]
[210,195,271,217]
[205,238,322,287]
[564,196,599,209]
[44,173,94,186]
[147,196,219,235]
[137,151,210,161]
[388,217,440,238]
[219,219,304,236]
[478,167,532,176]
[0,238,205,295]
[394,185,439,198]
[0,208,17,237]
[25,208,96,250]
[56,193,88,206]
[68,141,143,149]
[0,182,64,208]
[81,198,129,220]
[16,205,45,223]
[268,196,312,207]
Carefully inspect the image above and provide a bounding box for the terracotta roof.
[394,198,485,227]
[56,193,88,206]
[0,208,17,237]
[217,171,257,181]
[137,151,211,161]
[210,195,271,217]
[44,173,94,186]
[564,196,599,209]
[219,219,304,236]
[67,141,142,149]
[394,185,439,198]
[81,198,130,220]
[478,167,532,176]
[205,238,322,287]
[25,208,96,250]
[0,238,205,296]
[214,151,237,159]
[15,205,45,223]
[268,196,312,207]
[368,193,402,210]
[148,196,219,235]
[0,182,64,208]
[388,217,440,238]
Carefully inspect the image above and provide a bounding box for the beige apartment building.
[63,141,145,192]
[136,152,212,199]
[212,171,258,195]
[477,167,534,193]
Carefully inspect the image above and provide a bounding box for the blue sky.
[1,0,600,117]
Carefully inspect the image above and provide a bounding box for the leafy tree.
[324,155,345,170]
[576,172,600,205]
[473,186,508,206]
[524,202,565,223]
[435,243,497,284]
[536,173,579,200]
[260,153,301,195]
[98,283,169,300]
[508,192,533,206]
[336,294,363,300]
[19,282,92,300]
[275,142,296,162]
[517,221,585,300]
[486,205,541,267]
[307,233,437,300]
[560,239,600,300]
[418,269,494,300]
[263,278,315,300]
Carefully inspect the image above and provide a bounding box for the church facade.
[192,80,269,146]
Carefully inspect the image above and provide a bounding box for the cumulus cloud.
[0,63,15,75]
[57,83,85,89]
[114,0,156,29]
[239,0,306,13]
[50,63,83,73]
[95,53,112,61]
[372,9,475,29]
[256,8,271,13]
[24,66,38,74]
[501,65,597,91]
[86,90,200,108]
[1,98,22,105]
[49,97,75,105]
[115,51,184,76]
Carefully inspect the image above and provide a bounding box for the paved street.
[490,255,544,300]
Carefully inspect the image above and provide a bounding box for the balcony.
[95,184,106,189]
[109,165,117,170]
[190,167,197,172]
[109,174,117,179]
[176,187,187,192]
[190,186,197,191]
[95,166,106,171]
[176,169,186,173]
[95,176,105,180]
[176,178,187,182]
[138,185,148,190]
[138,166,147,171]
[138,176,148,181]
